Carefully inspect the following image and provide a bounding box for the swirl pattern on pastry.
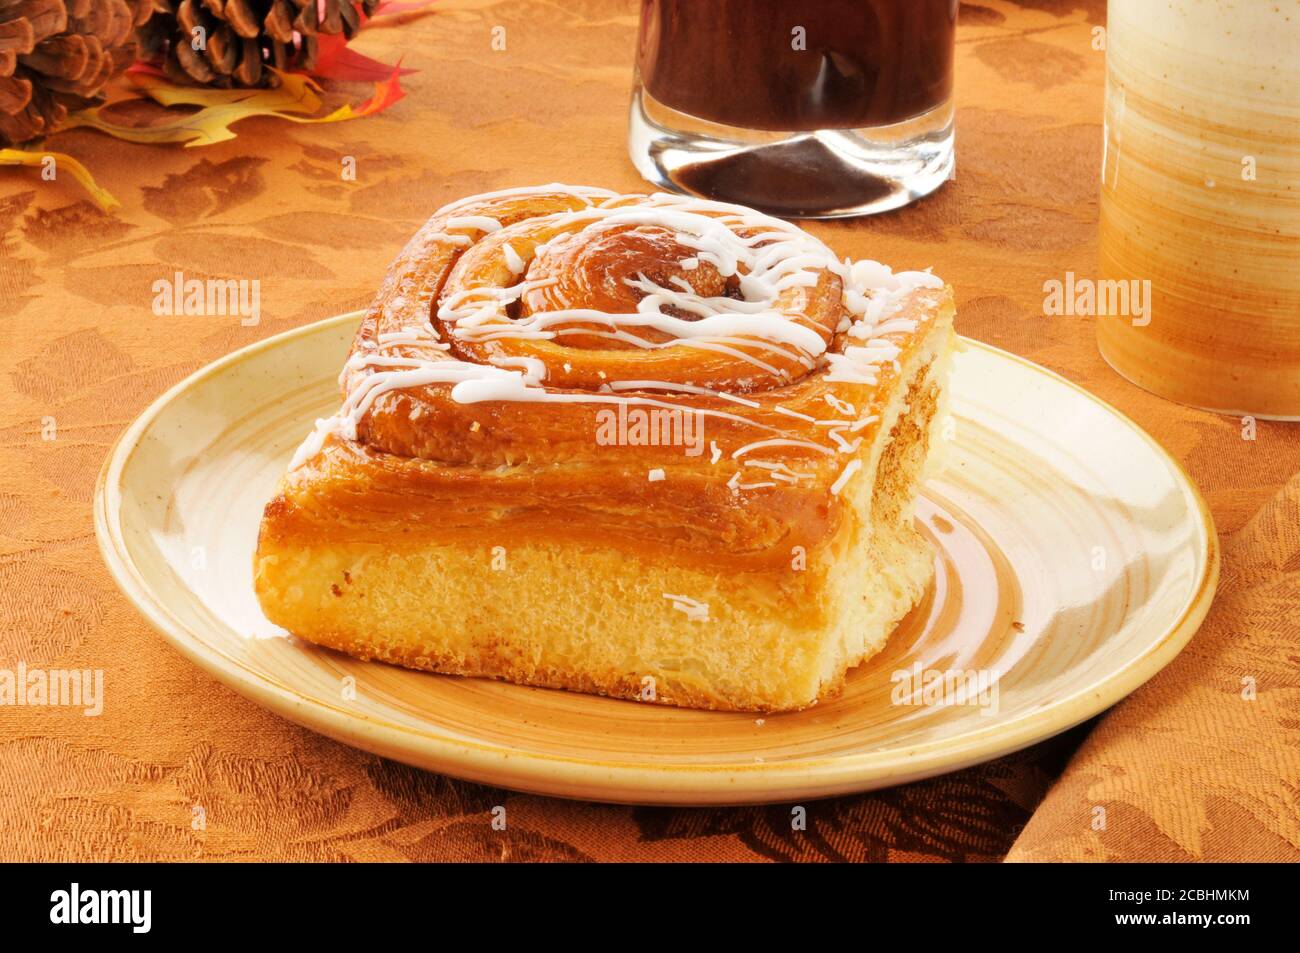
[293,185,943,489]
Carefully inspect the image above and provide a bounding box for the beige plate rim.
[94,312,1220,804]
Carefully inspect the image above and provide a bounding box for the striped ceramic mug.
[1098,0,1300,419]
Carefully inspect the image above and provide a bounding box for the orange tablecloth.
[1,0,1296,862]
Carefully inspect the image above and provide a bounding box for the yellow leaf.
[132,70,326,114]
[0,148,120,211]
[64,69,402,149]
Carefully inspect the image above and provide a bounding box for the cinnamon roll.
[254,184,955,712]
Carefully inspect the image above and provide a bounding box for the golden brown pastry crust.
[254,185,955,711]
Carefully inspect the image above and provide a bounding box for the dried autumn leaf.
[311,36,418,82]
[309,0,432,82]
[317,61,404,120]
[63,67,404,147]
[0,147,121,211]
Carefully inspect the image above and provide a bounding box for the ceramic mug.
[1098,0,1300,419]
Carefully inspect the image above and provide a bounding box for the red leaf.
[352,63,408,117]
[312,34,418,82]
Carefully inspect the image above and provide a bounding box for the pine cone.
[138,1,382,88]
[0,0,153,146]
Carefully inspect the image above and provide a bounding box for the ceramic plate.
[95,313,1219,805]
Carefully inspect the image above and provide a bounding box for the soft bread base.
[254,347,949,712]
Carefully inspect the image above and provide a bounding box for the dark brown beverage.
[636,0,957,132]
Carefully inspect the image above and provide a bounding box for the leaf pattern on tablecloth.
[961,4,1008,27]
[0,191,39,318]
[1009,475,1300,862]
[10,329,136,404]
[364,757,506,819]
[1008,0,1106,26]
[392,818,597,863]
[0,560,111,662]
[141,157,268,225]
[632,728,1088,862]
[974,38,1089,90]
[22,201,135,254]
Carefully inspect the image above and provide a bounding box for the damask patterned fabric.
[0,0,1296,862]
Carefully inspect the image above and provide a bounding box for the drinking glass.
[628,0,958,218]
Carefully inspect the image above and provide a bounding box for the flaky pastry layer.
[255,185,955,711]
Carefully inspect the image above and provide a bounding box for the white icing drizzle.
[290,185,945,483]
[823,394,856,416]
[727,471,777,492]
[826,428,864,455]
[378,325,445,347]
[502,242,526,275]
[745,461,814,483]
[830,459,863,495]
[605,379,761,408]
[424,232,472,247]
[433,182,616,216]
[663,593,709,622]
[732,438,833,459]
[863,316,920,338]
[773,405,817,423]
[445,215,503,233]
[823,341,902,386]
[850,414,880,433]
